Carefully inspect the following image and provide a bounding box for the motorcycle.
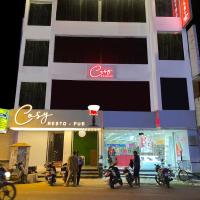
[155,164,173,188]
[60,163,68,183]
[0,165,16,200]
[123,166,134,187]
[104,165,123,189]
[44,162,56,186]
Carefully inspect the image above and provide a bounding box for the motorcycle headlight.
[5,171,11,178]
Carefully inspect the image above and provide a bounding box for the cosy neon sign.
[15,104,53,125]
[88,64,114,79]
[180,0,191,28]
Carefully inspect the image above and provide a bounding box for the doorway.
[73,131,98,167]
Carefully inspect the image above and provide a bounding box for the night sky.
[0,0,25,109]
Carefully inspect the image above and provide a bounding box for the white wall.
[17,131,48,171]
[62,131,72,163]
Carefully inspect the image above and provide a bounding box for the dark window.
[102,0,146,22]
[56,0,98,21]
[54,36,148,64]
[47,132,64,162]
[160,78,189,110]
[51,80,151,111]
[23,41,49,66]
[157,33,184,60]
[28,3,52,26]
[155,0,180,17]
[19,82,46,109]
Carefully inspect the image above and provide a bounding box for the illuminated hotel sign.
[88,64,114,79]
[9,104,101,130]
[180,0,192,28]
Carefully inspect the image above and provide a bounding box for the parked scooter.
[123,166,134,187]
[104,165,123,189]
[60,163,68,183]
[155,164,173,188]
[44,162,56,186]
[0,164,16,199]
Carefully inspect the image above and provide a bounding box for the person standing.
[65,151,78,187]
[77,152,83,186]
[133,151,140,186]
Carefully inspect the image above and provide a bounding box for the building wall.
[17,131,48,171]
[14,0,195,112]
[0,134,13,161]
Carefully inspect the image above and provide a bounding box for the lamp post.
[88,105,100,126]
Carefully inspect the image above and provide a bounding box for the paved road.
[15,178,200,200]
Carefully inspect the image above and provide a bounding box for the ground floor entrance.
[73,131,98,166]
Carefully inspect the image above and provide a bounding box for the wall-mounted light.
[78,130,86,137]
[88,105,100,126]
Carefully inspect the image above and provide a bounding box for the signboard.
[0,108,9,133]
[9,104,102,130]
[88,64,114,79]
[180,0,192,28]
[172,0,180,17]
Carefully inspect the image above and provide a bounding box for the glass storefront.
[103,129,190,170]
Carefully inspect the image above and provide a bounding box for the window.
[102,0,146,22]
[155,0,180,17]
[51,80,151,111]
[54,36,148,64]
[160,78,189,110]
[157,33,184,60]
[28,2,52,25]
[19,82,46,109]
[56,0,98,21]
[23,40,49,66]
[56,0,146,22]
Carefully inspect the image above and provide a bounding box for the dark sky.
[1,0,25,109]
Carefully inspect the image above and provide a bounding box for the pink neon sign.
[88,64,114,79]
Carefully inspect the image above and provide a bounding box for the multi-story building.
[8,0,200,173]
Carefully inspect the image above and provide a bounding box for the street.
[15,178,200,200]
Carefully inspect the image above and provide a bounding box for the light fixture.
[88,105,100,126]
[78,130,86,137]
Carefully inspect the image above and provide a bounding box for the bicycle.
[172,160,200,182]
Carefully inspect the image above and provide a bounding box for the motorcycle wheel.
[119,179,123,186]
[126,177,133,187]
[178,170,189,182]
[0,182,17,200]
[155,175,163,186]
[164,177,170,188]
[109,181,114,189]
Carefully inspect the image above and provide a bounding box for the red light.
[88,110,98,116]
[180,0,191,28]
[88,64,114,79]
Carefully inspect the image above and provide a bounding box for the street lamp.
[88,105,100,126]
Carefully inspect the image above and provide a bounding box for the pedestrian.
[64,150,78,187]
[77,152,84,186]
[133,150,140,186]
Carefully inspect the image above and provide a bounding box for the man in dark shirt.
[133,151,140,186]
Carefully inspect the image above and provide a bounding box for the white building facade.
[12,0,200,172]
